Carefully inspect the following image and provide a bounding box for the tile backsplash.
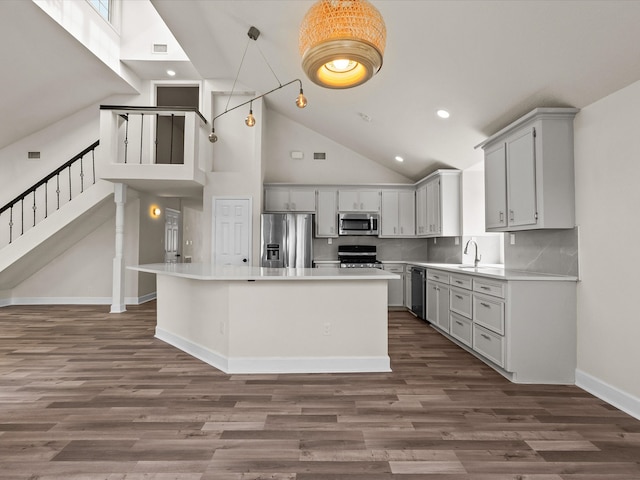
[313,236,429,262]
[503,227,579,276]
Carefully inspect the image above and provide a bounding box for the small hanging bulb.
[245,103,256,127]
[296,88,307,108]
[208,128,218,143]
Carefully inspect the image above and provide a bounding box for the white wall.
[264,110,412,185]
[574,78,640,402]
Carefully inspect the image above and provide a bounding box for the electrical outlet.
[510,233,516,245]
[323,322,331,336]
[220,322,225,334]
[328,238,332,245]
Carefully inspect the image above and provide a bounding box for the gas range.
[338,245,383,269]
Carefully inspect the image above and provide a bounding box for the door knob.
[242,258,248,263]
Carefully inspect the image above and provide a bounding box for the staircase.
[0,142,114,296]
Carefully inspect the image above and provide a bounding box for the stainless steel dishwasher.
[410,266,426,320]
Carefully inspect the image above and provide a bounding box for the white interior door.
[213,198,251,266]
[164,208,181,263]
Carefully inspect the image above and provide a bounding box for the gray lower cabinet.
[426,270,450,333]
[427,268,576,384]
[383,263,405,307]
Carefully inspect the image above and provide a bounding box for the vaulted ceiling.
[149,0,640,180]
[4,1,640,182]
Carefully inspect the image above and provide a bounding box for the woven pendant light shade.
[299,0,386,89]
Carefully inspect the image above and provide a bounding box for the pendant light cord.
[224,37,252,113]
[255,42,282,87]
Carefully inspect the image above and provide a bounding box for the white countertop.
[129,263,400,281]
[313,259,577,281]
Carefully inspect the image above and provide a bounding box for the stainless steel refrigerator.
[260,213,314,268]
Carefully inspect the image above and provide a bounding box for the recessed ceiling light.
[395,156,404,162]
[437,109,450,119]
[166,69,176,76]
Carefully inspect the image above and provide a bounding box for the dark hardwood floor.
[1,302,639,479]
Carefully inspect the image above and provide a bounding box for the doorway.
[155,85,199,164]
[164,208,181,263]
[213,198,252,266]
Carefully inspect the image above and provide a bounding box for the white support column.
[111,182,127,313]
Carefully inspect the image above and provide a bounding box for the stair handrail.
[0,141,100,244]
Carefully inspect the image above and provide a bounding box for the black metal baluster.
[68,165,72,201]
[80,155,84,193]
[92,148,96,184]
[45,182,48,218]
[155,114,159,164]
[140,113,144,164]
[21,198,24,235]
[124,114,129,164]
[56,173,60,210]
[32,191,36,227]
[9,206,13,244]
[170,114,174,164]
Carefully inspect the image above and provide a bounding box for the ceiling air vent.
[27,151,40,159]
[313,152,327,160]
[152,43,168,54]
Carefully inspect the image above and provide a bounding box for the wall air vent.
[27,151,40,159]
[313,152,327,160]
[152,43,168,54]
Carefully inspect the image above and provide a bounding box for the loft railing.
[0,141,99,248]
[99,106,207,165]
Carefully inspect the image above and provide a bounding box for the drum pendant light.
[299,0,386,89]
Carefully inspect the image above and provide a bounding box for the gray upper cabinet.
[264,187,316,212]
[416,170,461,238]
[478,107,579,232]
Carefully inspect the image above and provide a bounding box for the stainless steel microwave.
[338,213,379,236]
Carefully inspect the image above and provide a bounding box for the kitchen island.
[129,263,399,374]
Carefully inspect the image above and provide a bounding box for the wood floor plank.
[1,303,640,478]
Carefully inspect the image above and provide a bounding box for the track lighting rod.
[209,78,307,143]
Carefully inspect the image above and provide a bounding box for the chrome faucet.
[464,239,482,267]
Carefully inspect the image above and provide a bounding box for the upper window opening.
[88,0,111,22]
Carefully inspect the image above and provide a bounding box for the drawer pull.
[455,294,463,300]
[433,275,440,280]
[480,286,490,290]
[455,321,463,327]
[480,333,491,340]
[480,302,491,308]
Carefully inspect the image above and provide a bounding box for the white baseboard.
[155,327,229,372]
[575,369,640,421]
[0,294,156,308]
[155,327,391,375]
[10,296,112,305]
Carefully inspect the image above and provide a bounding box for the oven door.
[338,213,378,235]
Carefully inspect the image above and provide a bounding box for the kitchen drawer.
[450,274,472,290]
[450,312,472,347]
[383,264,405,274]
[473,324,505,368]
[473,278,506,298]
[427,270,449,284]
[450,286,472,318]
[473,294,505,335]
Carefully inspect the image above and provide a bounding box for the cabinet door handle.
[455,280,463,285]
[360,202,364,210]
[480,333,491,340]
[509,210,514,221]
[499,211,504,222]
[455,321,464,327]
[455,294,463,300]
[291,203,296,210]
[285,202,290,210]
[480,302,491,308]
[480,286,490,290]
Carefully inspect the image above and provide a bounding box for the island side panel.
[155,275,230,369]
[226,279,390,373]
